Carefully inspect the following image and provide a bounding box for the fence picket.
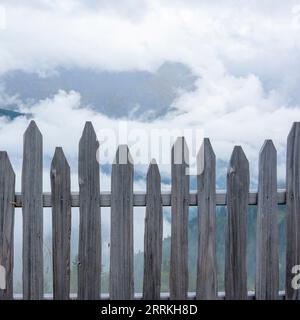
[170,137,189,300]
[51,147,71,300]
[22,120,43,300]
[78,122,101,300]
[1,121,300,300]
[143,160,163,300]
[286,122,300,300]
[225,146,249,300]
[256,140,278,300]
[0,152,15,300]
[110,145,134,300]
[196,138,217,300]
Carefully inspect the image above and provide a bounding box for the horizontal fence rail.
[12,190,287,208]
[1,120,300,301]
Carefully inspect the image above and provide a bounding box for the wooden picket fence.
[0,120,300,300]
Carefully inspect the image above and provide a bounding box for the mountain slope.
[1,62,197,120]
[0,108,24,120]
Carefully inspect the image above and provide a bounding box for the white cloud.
[1,0,300,284]
[1,87,298,188]
[0,0,299,74]
[0,84,298,255]
[1,0,300,183]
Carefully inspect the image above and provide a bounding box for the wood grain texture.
[12,190,287,208]
[286,122,300,300]
[22,120,43,300]
[110,145,134,300]
[256,140,279,300]
[143,160,163,300]
[170,137,189,300]
[51,147,71,300]
[225,146,249,300]
[0,152,15,300]
[196,139,217,300]
[78,122,101,300]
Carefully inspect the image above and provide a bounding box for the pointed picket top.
[80,121,97,141]
[53,146,68,162]
[172,137,189,166]
[78,122,99,189]
[113,145,134,165]
[23,120,43,166]
[228,146,249,174]
[24,120,42,138]
[197,138,215,176]
[83,121,96,136]
[260,139,276,157]
[147,158,160,179]
[146,159,161,200]
[79,122,98,159]
[150,158,157,165]
[147,159,160,177]
[23,121,43,156]
[0,151,15,178]
[78,122,98,153]
[227,146,249,192]
[51,147,69,171]
[230,145,248,163]
[197,138,215,159]
[25,120,39,133]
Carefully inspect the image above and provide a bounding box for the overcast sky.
[1,0,300,185]
[2,0,300,259]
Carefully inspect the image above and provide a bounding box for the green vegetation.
[100,205,286,294]
[24,205,286,295]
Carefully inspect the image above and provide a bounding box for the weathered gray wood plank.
[0,152,15,300]
[196,139,217,300]
[143,160,163,300]
[225,146,249,300]
[286,122,300,300]
[22,120,43,300]
[110,145,134,300]
[256,140,278,300]
[78,122,101,300]
[51,147,71,300]
[170,137,189,300]
[12,190,287,208]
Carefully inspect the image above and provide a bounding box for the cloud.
[1,0,300,288]
[1,87,298,187]
[1,1,300,181]
[0,84,298,255]
[0,0,299,74]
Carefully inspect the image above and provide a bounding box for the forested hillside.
[64,205,286,295]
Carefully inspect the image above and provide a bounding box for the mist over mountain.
[0,108,24,119]
[1,62,197,120]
